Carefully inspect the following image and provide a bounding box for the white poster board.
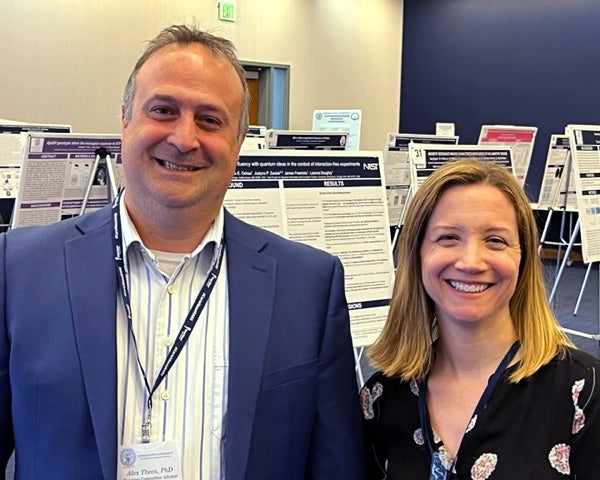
[224,150,394,347]
[408,144,514,192]
[265,129,348,150]
[241,125,267,150]
[537,135,576,211]
[11,133,123,228]
[0,122,71,200]
[383,132,458,227]
[478,125,537,186]
[312,109,361,151]
[566,124,600,263]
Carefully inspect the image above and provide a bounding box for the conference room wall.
[400,0,600,201]
[0,0,402,150]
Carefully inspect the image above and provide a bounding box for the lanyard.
[417,341,520,479]
[112,191,225,443]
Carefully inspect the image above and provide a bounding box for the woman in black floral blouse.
[362,159,600,479]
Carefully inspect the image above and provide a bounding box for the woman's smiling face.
[420,183,522,332]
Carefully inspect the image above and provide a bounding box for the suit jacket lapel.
[224,212,276,480]
[65,208,118,480]
[61,208,275,480]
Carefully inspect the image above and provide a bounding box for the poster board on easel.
[408,144,514,193]
[565,124,600,264]
[536,134,579,261]
[11,133,123,229]
[544,124,600,341]
[538,134,576,211]
[382,132,458,229]
[478,124,537,187]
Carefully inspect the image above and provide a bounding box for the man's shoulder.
[3,206,112,248]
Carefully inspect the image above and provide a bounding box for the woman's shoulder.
[547,347,600,378]
[564,347,600,370]
[531,347,600,404]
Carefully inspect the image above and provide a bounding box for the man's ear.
[121,105,127,128]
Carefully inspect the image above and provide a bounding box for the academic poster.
[11,133,122,228]
[566,125,600,263]
[478,125,536,186]
[224,150,394,347]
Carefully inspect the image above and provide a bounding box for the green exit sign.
[219,2,236,22]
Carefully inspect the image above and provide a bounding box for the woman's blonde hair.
[369,158,573,382]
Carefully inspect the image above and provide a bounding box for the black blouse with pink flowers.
[361,348,600,479]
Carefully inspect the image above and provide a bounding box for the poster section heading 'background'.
[408,144,514,193]
[265,129,348,150]
[225,150,394,347]
[11,133,122,229]
[477,125,537,187]
[566,124,600,263]
[537,135,575,211]
[383,132,459,228]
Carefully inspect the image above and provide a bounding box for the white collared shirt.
[116,198,229,479]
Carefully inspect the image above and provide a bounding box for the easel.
[538,150,583,308]
[539,205,580,284]
[543,131,600,342]
[545,217,600,341]
[79,147,118,215]
[391,185,413,260]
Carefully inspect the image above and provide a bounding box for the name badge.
[118,441,182,480]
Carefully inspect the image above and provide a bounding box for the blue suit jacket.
[0,206,365,479]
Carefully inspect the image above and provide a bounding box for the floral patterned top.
[361,348,600,479]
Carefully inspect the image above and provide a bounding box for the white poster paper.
[537,135,576,211]
[566,124,600,263]
[11,133,123,228]
[312,109,361,151]
[224,150,394,346]
[408,144,514,192]
[0,122,71,199]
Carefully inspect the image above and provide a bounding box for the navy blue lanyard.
[417,341,520,478]
[112,191,225,442]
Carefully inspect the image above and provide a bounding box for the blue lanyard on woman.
[417,341,520,479]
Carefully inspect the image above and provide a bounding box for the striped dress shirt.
[116,199,229,479]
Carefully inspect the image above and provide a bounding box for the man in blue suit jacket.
[0,24,365,479]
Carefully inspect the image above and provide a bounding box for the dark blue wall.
[400,0,600,201]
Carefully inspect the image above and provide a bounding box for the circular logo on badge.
[120,448,137,467]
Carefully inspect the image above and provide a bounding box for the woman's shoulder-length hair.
[368,158,573,383]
